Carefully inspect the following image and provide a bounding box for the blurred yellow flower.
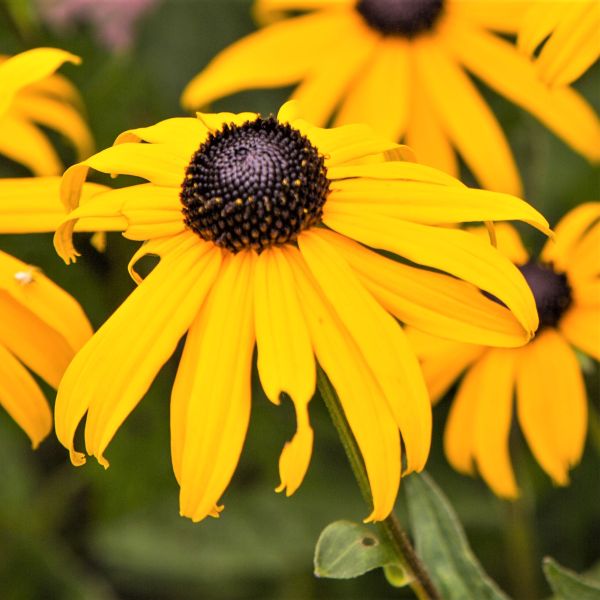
[0,48,93,176]
[181,0,600,196]
[407,205,600,497]
[519,0,600,86]
[53,102,548,523]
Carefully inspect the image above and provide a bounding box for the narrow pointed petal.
[178,252,255,522]
[254,248,316,495]
[181,10,346,110]
[0,344,52,448]
[473,348,519,498]
[446,18,600,162]
[335,37,410,140]
[299,230,431,474]
[414,34,522,195]
[54,235,221,467]
[285,245,401,522]
[324,211,539,336]
[560,307,600,361]
[516,330,587,485]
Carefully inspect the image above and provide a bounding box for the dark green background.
[0,1,598,598]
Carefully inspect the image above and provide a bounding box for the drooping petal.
[560,307,600,361]
[325,230,530,347]
[13,94,94,160]
[445,17,600,162]
[405,328,484,403]
[473,348,519,498]
[299,230,431,474]
[327,179,550,232]
[516,329,587,485]
[324,210,539,336]
[335,37,410,141]
[285,245,401,522]
[54,234,221,467]
[0,114,62,175]
[0,48,80,116]
[413,33,522,195]
[181,10,347,110]
[177,251,255,522]
[0,343,52,448]
[254,248,316,495]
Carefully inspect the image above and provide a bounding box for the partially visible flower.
[0,48,93,176]
[407,206,600,497]
[181,0,600,196]
[53,101,549,522]
[37,0,160,53]
[519,0,600,86]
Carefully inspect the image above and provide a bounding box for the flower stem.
[317,368,440,600]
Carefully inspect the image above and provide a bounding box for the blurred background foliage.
[0,1,598,599]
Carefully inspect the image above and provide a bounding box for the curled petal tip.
[70,450,86,466]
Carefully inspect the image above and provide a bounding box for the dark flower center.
[356,0,445,37]
[518,260,573,329]
[180,117,329,253]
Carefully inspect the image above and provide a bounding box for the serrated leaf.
[405,472,510,600]
[543,557,600,600]
[314,520,397,580]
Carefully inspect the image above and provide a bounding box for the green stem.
[317,368,441,600]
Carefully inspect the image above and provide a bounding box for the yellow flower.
[407,205,600,497]
[0,48,94,176]
[519,0,600,86]
[53,102,549,522]
[181,0,600,196]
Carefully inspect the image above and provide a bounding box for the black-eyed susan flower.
[0,48,93,176]
[53,102,549,522]
[407,205,600,497]
[181,0,600,196]
[519,0,600,86]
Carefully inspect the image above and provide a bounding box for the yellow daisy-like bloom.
[519,0,600,86]
[0,48,94,176]
[181,0,600,196]
[407,205,600,497]
[53,102,549,522]
[0,176,109,447]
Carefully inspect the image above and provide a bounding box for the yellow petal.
[299,230,431,474]
[181,10,345,110]
[326,230,530,347]
[518,2,564,56]
[323,210,539,336]
[177,251,255,522]
[446,18,600,163]
[327,179,550,232]
[13,93,94,160]
[285,245,401,521]
[290,14,378,126]
[254,248,316,495]
[568,222,600,282]
[473,348,519,498]
[414,32,522,195]
[54,234,221,467]
[541,202,600,269]
[516,329,587,485]
[405,52,458,177]
[0,48,80,116]
[0,343,52,448]
[405,327,484,403]
[254,0,353,25]
[450,0,533,34]
[0,113,62,175]
[466,222,530,265]
[560,306,600,361]
[335,37,410,140]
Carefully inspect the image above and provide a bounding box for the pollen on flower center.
[180,117,330,253]
[518,260,573,329]
[356,0,445,37]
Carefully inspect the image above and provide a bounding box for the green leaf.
[543,557,600,600]
[314,520,399,580]
[404,472,510,600]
